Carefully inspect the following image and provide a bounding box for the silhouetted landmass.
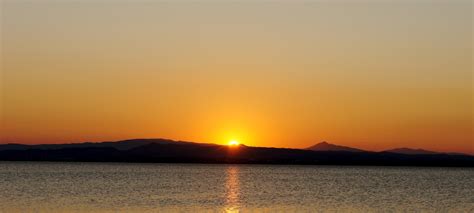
[0,139,472,167]
[384,148,439,155]
[306,141,366,152]
[0,139,201,151]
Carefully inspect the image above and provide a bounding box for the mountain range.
[0,139,472,167]
[306,141,366,152]
[305,142,459,155]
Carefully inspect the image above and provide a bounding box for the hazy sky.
[1,0,472,153]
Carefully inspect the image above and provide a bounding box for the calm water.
[0,162,473,212]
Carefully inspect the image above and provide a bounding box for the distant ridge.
[384,148,439,155]
[306,141,366,152]
[1,138,473,167]
[0,138,206,151]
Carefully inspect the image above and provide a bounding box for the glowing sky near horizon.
[1,0,472,153]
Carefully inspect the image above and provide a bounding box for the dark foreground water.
[0,162,472,212]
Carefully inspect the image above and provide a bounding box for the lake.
[0,162,472,212]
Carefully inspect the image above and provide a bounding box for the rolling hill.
[0,139,472,167]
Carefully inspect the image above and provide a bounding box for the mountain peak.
[306,141,365,152]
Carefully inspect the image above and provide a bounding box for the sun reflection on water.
[225,166,240,213]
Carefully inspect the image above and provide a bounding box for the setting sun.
[0,1,472,212]
[228,140,240,146]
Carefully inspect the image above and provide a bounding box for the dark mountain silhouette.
[306,141,366,152]
[384,148,439,155]
[0,139,472,167]
[0,138,204,151]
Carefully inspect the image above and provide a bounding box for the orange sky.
[1,0,473,154]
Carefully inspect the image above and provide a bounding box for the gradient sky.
[1,0,472,153]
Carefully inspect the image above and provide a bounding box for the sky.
[1,0,472,153]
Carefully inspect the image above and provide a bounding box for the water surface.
[0,162,472,212]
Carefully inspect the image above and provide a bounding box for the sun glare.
[228,140,240,146]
